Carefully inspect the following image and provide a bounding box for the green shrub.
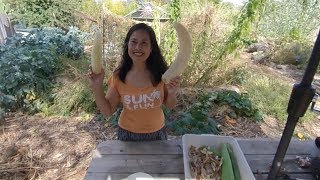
[167,90,262,136]
[41,79,95,116]
[215,90,263,121]
[243,70,316,122]
[256,0,320,42]
[23,27,86,59]
[5,0,80,28]
[0,34,58,111]
[0,27,86,112]
[0,0,9,13]
[167,112,221,135]
[272,41,313,67]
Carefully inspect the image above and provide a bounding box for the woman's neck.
[131,63,148,73]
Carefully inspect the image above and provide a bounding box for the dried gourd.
[91,30,103,74]
[162,22,192,84]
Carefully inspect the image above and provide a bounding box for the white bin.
[182,134,255,180]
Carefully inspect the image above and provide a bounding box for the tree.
[5,0,80,28]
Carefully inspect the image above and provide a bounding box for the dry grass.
[0,113,117,180]
[1,97,319,180]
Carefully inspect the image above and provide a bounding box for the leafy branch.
[195,0,267,85]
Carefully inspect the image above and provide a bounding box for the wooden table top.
[84,138,318,180]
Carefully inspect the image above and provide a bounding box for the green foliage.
[0,34,58,112]
[167,90,262,135]
[244,72,290,121]
[77,0,102,31]
[0,27,86,113]
[163,0,181,64]
[255,0,319,69]
[273,41,313,67]
[229,67,248,85]
[0,0,9,13]
[36,55,97,116]
[5,0,80,28]
[256,0,320,43]
[175,4,238,86]
[167,112,221,135]
[152,6,162,44]
[25,27,86,59]
[181,0,222,16]
[196,0,267,85]
[169,0,181,22]
[0,107,4,120]
[242,70,315,122]
[108,107,122,127]
[215,90,263,121]
[167,92,221,135]
[42,79,95,116]
[105,1,138,16]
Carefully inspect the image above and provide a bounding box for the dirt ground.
[1,107,319,180]
[1,63,320,180]
[0,114,108,180]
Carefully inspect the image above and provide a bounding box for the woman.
[88,23,180,141]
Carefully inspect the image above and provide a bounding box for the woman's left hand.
[165,76,181,96]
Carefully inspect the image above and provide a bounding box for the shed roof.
[125,2,169,22]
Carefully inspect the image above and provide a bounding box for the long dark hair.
[116,23,168,86]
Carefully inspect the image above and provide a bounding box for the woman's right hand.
[87,68,105,91]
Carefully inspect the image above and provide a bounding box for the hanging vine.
[195,0,267,86]
[163,0,181,64]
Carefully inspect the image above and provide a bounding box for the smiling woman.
[88,22,182,141]
[127,29,152,64]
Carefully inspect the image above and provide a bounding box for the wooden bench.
[85,138,318,180]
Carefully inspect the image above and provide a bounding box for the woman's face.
[128,29,152,63]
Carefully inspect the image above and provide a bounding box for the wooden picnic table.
[84,138,318,180]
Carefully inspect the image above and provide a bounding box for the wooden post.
[0,14,15,44]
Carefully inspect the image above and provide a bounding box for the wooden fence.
[0,14,15,44]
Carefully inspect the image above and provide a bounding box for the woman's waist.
[118,110,165,133]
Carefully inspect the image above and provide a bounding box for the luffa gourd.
[162,22,192,83]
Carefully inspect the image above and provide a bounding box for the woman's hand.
[86,68,118,117]
[164,76,181,109]
[87,68,105,91]
[165,76,181,95]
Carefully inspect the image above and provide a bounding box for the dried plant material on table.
[189,145,222,180]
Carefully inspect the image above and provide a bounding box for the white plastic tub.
[182,134,255,180]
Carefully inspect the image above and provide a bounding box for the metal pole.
[268,30,320,180]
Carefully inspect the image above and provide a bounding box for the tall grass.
[240,66,315,122]
[39,56,96,116]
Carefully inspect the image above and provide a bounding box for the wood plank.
[87,155,184,173]
[85,172,314,180]
[84,173,184,180]
[86,139,317,179]
[237,138,315,155]
[96,140,182,155]
[88,154,311,174]
[95,138,317,156]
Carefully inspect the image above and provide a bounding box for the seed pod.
[162,22,192,84]
[91,30,103,74]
